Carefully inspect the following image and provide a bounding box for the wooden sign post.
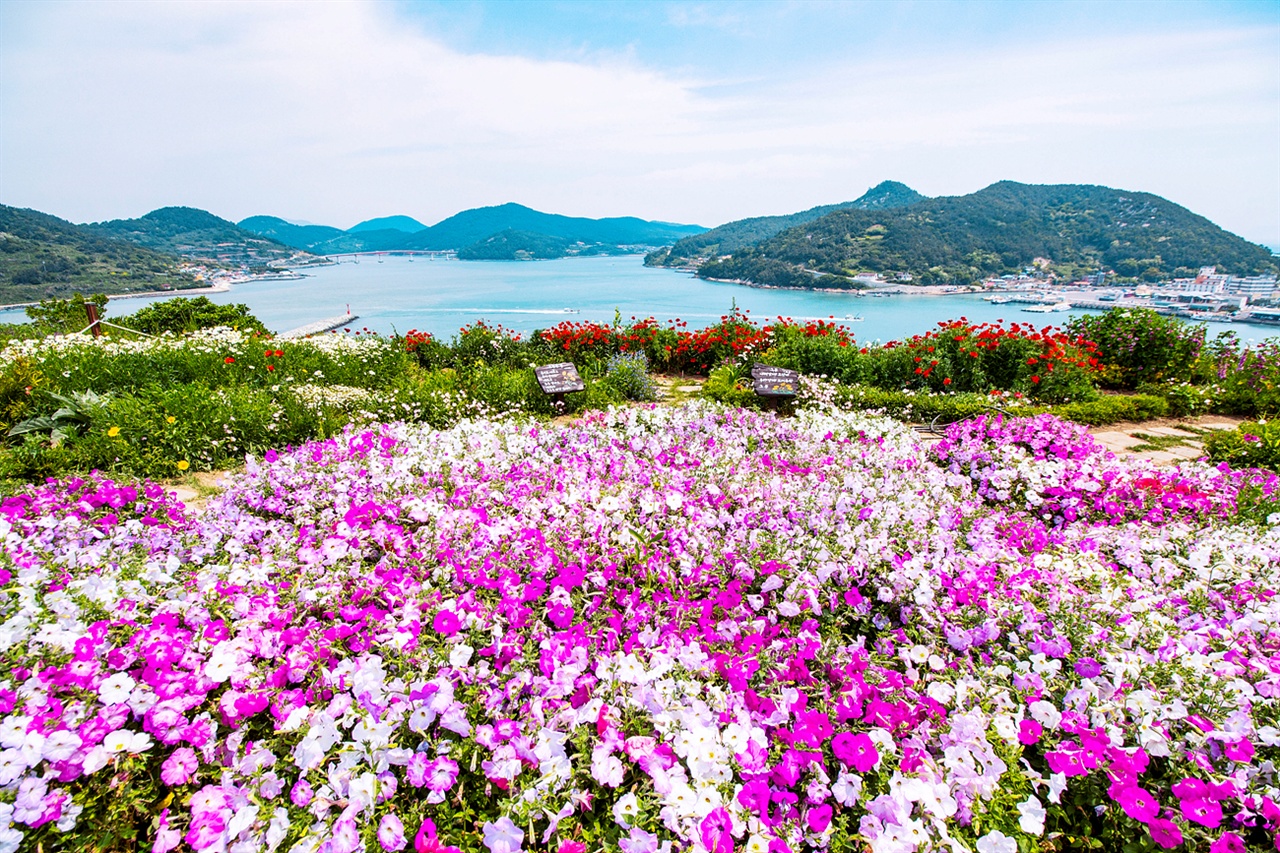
[534,363,586,411]
[751,364,799,397]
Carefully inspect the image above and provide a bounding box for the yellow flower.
[176,460,190,471]
[166,416,176,424]
[107,426,120,437]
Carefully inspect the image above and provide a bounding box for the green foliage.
[1067,308,1206,389]
[457,229,573,260]
[114,296,268,335]
[0,357,42,433]
[703,365,760,408]
[87,206,300,268]
[8,390,111,446]
[600,351,658,401]
[1204,421,1280,471]
[692,182,1276,286]
[819,384,1168,426]
[655,180,924,266]
[0,205,197,302]
[25,292,109,335]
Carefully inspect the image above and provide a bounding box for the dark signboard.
[534,362,585,394]
[751,364,799,397]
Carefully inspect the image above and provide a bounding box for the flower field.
[2,402,1278,852]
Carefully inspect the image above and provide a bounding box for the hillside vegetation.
[239,203,706,255]
[648,180,924,268]
[88,207,310,268]
[699,181,1278,287]
[0,205,197,303]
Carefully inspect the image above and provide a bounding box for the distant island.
[648,181,1277,288]
[237,203,705,258]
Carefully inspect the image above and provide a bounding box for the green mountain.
[457,230,573,260]
[237,216,345,251]
[0,205,199,304]
[647,180,925,268]
[348,215,426,234]
[400,203,705,252]
[238,204,703,256]
[89,207,311,268]
[698,181,1278,288]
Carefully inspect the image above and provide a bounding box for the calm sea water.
[2,255,1254,343]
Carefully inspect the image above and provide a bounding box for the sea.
[0,255,1256,344]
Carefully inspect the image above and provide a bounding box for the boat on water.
[843,314,864,322]
[562,308,580,314]
[1022,301,1072,313]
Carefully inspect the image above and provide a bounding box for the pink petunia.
[699,807,734,853]
[160,747,198,786]
[1147,819,1183,849]
[432,610,460,636]
[1116,786,1159,823]
[1224,739,1255,762]
[1209,832,1247,853]
[1180,797,1223,828]
[831,732,878,772]
[1018,718,1043,745]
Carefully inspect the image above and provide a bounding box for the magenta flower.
[1179,797,1223,828]
[1171,777,1209,800]
[1073,657,1101,678]
[160,747,197,786]
[291,777,314,807]
[1018,718,1042,745]
[699,807,734,853]
[1116,786,1159,823]
[415,818,462,853]
[1209,833,1246,853]
[806,804,833,833]
[432,610,461,636]
[1224,739,1254,762]
[1147,818,1183,849]
[183,812,226,851]
[831,732,877,772]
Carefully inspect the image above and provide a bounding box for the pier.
[278,313,359,339]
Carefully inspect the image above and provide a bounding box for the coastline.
[0,271,309,313]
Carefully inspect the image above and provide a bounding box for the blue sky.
[1,0,1277,247]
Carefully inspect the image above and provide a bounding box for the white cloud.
[1,1,1276,244]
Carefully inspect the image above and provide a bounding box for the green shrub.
[1067,308,1204,389]
[24,292,108,335]
[1204,421,1280,471]
[115,296,268,335]
[703,364,762,409]
[450,321,532,370]
[600,352,658,401]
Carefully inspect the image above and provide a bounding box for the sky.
[1,0,1278,247]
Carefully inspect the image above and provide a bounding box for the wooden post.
[85,303,102,338]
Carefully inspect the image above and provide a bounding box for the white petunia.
[976,830,1018,853]
[98,672,136,705]
[1018,794,1046,835]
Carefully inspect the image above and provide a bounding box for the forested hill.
[399,203,705,251]
[0,205,198,303]
[238,204,705,256]
[647,180,926,268]
[698,181,1278,288]
[88,207,311,267]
